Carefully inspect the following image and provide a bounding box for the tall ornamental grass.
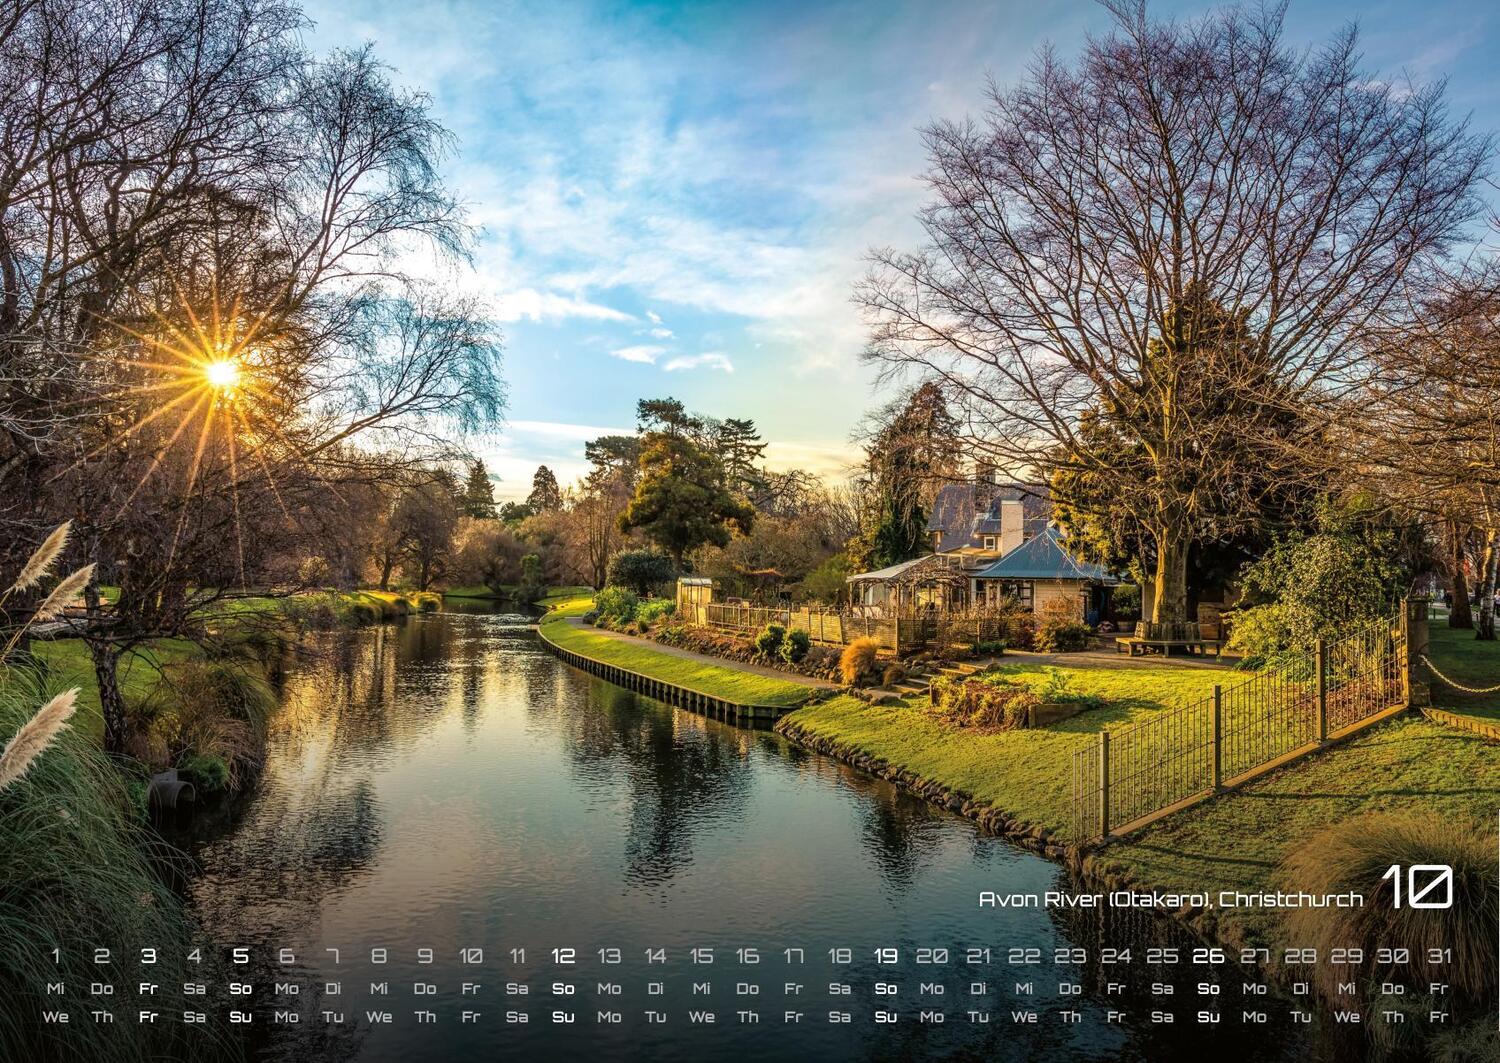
[0,674,223,1061]
[1279,812,1496,1008]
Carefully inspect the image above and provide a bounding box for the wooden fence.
[1070,606,1414,845]
[687,603,1034,655]
[693,603,902,651]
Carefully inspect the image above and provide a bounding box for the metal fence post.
[1211,685,1222,791]
[1099,730,1111,840]
[1315,637,1328,742]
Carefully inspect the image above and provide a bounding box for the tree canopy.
[619,433,754,569]
[858,3,1485,620]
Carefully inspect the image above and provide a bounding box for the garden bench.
[1116,622,1219,657]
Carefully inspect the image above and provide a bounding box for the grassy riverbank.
[20,588,442,743]
[1101,715,1500,946]
[775,661,1232,832]
[771,633,1500,954]
[538,594,814,708]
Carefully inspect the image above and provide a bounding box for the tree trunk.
[1476,528,1497,641]
[89,639,130,754]
[1150,527,1190,624]
[378,552,394,591]
[79,581,130,754]
[1447,520,1473,629]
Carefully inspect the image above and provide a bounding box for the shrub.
[1038,668,1104,712]
[801,553,852,604]
[1279,813,1495,1008]
[635,599,676,625]
[413,592,441,613]
[581,610,599,625]
[779,628,811,664]
[1035,616,1092,652]
[177,752,229,795]
[135,660,275,791]
[929,674,1039,729]
[1228,498,1406,667]
[1111,583,1142,620]
[594,586,640,625]
[606,550,676,596]
[839,638,881,687]
[753,623,786,657]
[341,600,378,626]
[973,638,1008,656]
[177,660,275,725]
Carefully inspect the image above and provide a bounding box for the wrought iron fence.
[1070,612,1408,845]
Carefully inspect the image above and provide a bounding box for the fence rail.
[1070,609,1411,845]
[690,603,1032,654]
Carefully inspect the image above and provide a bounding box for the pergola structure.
[846,553,971,616]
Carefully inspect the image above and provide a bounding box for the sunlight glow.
[204,359,240,390]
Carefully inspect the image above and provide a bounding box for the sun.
[204,359,240,390]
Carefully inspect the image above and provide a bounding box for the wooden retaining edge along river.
[535,621,793,724]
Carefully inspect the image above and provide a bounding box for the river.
[170,605,1325,1062]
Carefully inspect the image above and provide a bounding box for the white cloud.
[610,344,666,364]
[662,351,733,373]
[646,310,663,324]
[647,326,674,339]
[494,288,634,323]
[505,419,633,440]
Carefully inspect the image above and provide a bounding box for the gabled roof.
[972,527,1117,583]
[925,481,1052,552]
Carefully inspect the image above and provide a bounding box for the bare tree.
[858,2,1486,622]
[1355,273,1500,638]
[0,0,505,749]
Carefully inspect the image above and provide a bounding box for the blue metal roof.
[972,527,1117,583]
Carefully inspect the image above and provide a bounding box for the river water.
[171,605,1324,1062]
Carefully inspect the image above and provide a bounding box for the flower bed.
[651,623,843,681]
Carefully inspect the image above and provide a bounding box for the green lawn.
[442,584,512,599]
[779,642,1500,950]
[1105,715,1500,946]
[538,600,812,708]
[778,660,1235,833]
[534,586,595,607]
[1424,621,1500,725]
[26,638,202,741]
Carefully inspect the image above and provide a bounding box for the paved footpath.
[562,618,838,690]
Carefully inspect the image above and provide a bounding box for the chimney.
[999,499,1024,554]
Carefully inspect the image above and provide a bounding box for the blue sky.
[302,0,1500,501]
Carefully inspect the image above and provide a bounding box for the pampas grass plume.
[0,689,78,791]
[33,564,95,623]
[10,521,71,593]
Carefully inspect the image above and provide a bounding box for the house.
[971,526,1118,623]
[925,479,1051,569]
[844,478,1055,614]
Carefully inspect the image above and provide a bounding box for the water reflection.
[169,608,1316,1063]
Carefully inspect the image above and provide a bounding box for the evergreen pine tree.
[462,459,498,519]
